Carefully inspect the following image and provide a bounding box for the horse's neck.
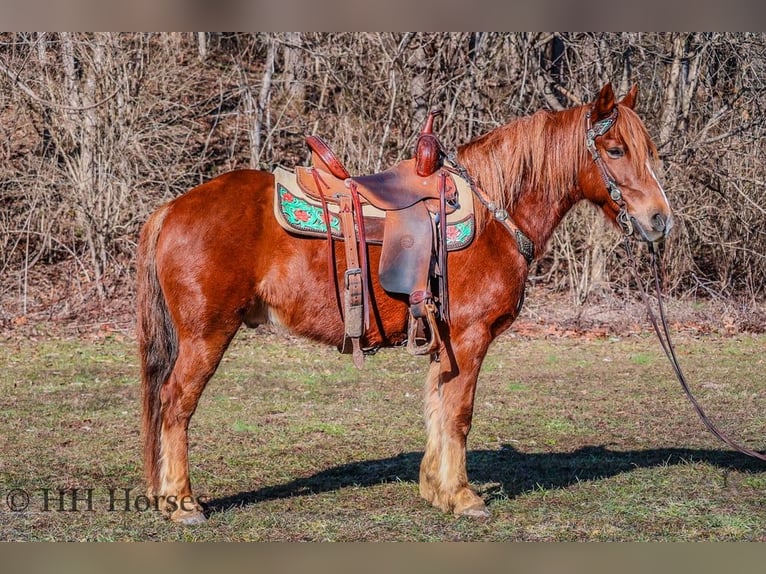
[511,184,582,253]
[462,106,587,254]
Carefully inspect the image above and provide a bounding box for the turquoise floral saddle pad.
[272,166,475,251]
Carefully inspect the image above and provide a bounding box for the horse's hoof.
[455,504,491,519]
[452,487,490,518]
[171,509,207,526]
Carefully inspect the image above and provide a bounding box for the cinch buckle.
[344,268,362,289]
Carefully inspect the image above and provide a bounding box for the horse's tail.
[136,204,176,496]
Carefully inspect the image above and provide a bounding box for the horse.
[136,82,673,524]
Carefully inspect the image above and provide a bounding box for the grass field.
[1,326,765,541]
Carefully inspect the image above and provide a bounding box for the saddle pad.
[273,166,475,251]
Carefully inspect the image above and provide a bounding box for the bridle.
[586,105,766,463]
[585,106,634,237]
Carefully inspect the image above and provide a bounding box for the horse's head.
[582,83,673,244]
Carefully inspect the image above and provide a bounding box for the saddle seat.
[305,135,456,212]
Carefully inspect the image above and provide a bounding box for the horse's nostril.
[651,213,667,232]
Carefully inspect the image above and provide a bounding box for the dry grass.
[1,320,765,541]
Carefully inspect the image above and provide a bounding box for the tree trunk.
[658,33,686,147]
[245,36,276,169]
[197,32,207,60]
[283,32,305,110]
[410,37,429,131]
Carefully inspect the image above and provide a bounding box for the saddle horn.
[415,110,443,177]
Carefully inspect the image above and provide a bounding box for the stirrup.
[406,301,441,356]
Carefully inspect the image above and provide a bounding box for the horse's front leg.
[419,328,491,517]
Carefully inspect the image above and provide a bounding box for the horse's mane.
[457,103,658,229]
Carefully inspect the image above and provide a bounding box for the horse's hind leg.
[157,328,238,524]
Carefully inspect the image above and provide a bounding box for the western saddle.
[282,111,467,367]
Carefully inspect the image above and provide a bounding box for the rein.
[588,106,766,462]
[625,239,766,462]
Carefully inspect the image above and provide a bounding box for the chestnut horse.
[137,83,672,524]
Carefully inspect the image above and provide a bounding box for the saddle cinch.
[273,111,476,367]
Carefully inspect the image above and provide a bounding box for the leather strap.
[311,168,344,322]
[626,239,766,462]
[348,181,370,330]
[338,193,364,368]
[437,171,450,323]
[444,158,535,265]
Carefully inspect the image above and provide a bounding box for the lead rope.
[624,238,766,462]
[587,104,765,461]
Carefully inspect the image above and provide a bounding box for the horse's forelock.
[614,103,659,177]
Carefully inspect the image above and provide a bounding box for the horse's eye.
[606,147,625,159]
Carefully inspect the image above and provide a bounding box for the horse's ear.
[591,83,615,122]
[620,84,638,110]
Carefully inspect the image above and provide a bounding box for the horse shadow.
[205,444,765,515]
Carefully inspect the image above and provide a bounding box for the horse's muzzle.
[651,212,672,235]
[632,211,673,243]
